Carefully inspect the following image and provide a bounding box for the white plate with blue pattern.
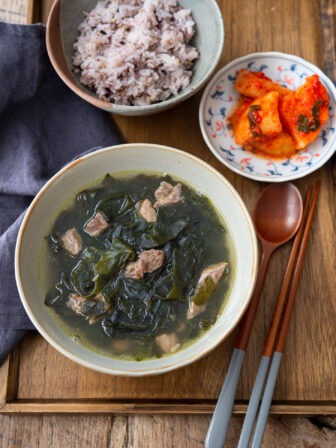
[199,52,336,182]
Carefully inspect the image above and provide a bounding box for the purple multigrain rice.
[72,0,199,106]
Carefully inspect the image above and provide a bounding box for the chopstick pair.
[237,181,321,448]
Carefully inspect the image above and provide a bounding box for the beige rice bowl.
[73,0,199,106]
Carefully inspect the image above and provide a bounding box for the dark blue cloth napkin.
[0,23,122,363]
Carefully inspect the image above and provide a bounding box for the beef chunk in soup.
[155,332,180,353]
[187,262,228,319]
[154,181,182,208]
[125,249,164,279]
[112,339,131,353]
[66,293,111,325]
[199,262,228,284]
[187,301,206,320]
[85,212,109,236]
[136,198,157,222]
[140,249,165,272]
[60,228,82,256]
[66,293,86,315]
[124,260,144,280]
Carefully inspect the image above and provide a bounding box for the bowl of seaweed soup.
[43,172,235,361]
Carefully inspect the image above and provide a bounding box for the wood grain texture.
[319,0,336,84]
[25,0,39,23]
[0,0,335,438]
[0,414,336,448]
[40,0,53,22]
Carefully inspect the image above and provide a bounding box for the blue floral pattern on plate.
[199,52,336,182]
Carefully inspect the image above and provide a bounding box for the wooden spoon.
[205,183,303,448]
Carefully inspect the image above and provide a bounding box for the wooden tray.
[1,0,335,415]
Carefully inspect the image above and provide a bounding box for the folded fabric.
[0,23,122,363]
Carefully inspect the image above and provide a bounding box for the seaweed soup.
[44,172,235,361]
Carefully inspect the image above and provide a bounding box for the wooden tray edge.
[1,401,336,416]
[26,0,37,24]
[0,357,9,409]
[0,352,20,409]
[2,351,336,416]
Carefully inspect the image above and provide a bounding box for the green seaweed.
[44,173,233,360]
[192,276,216,306]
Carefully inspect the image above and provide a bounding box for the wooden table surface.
[1,0,336,446]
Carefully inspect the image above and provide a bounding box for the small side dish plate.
[199,52,336,182]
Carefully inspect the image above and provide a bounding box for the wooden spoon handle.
[235,243,274,350]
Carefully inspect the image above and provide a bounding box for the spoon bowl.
[253,183,303,247]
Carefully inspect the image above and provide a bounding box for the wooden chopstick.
[273,181,320,353]
[249,181,321,448]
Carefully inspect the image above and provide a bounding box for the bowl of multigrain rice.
[46,0,225,116]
